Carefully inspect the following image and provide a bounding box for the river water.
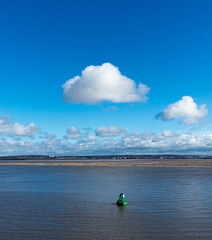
[0,166,212,240]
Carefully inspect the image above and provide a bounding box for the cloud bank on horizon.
[156,96,208,124]
[1,114,212,156]
[62,63,150,104]
[1,126,212,156]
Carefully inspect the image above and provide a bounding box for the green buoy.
[117,193,127,206]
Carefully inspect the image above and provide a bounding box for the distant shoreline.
[1,154,212,160]
[0,159,212,168]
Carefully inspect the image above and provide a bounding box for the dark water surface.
[0,166,212,240]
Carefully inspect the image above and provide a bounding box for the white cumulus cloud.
[62,63,150,104]
[95,126,127,137]
[0,115,39,137]
[87,135,98,142]
[156,96,208,124]
[64,126,86,139]
[12,122,39,137]
[161,130,176,137]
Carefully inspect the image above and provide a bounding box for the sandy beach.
[1,159,212,168]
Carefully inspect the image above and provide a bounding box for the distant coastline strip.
[0,160,212,168]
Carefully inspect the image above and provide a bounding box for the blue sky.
[1,0,212,155]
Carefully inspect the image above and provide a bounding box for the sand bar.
[0,159,212,167]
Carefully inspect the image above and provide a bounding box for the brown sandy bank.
[0,159,212,167]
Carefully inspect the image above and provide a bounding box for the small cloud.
[83,127,93,134]
[87,135,98,142]
[64,126,86,139]
[0,115,12,134]
[45,133,56,139]
[95,126,127,137]
[156,96,208,125]
[12,122,39,137]
[0,115,39,137]
[62,63,150,104]
[102,106,118,112]
[0,115,11,124]
[161,130,176,137]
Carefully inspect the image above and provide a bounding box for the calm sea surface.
[0,165,212,240]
